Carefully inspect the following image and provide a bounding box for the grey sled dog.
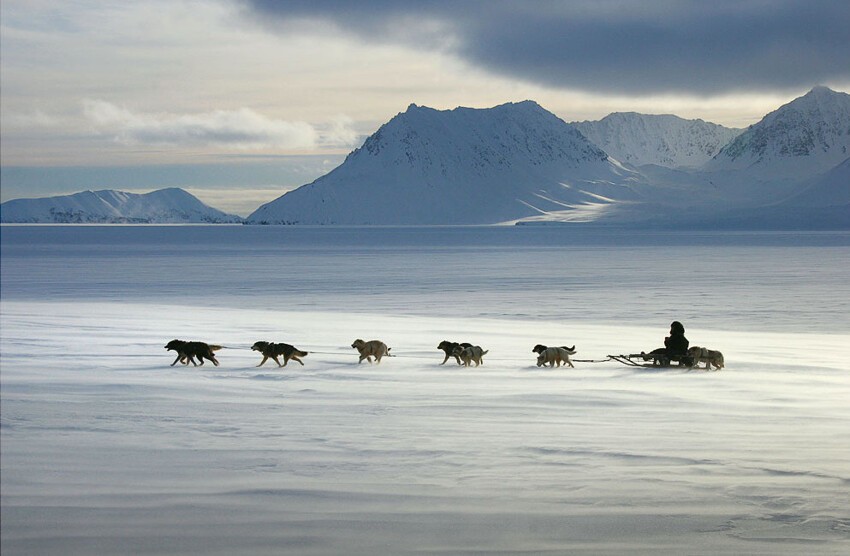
[452,345,488,367]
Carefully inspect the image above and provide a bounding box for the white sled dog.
[536,346,576,368]
[351,339,392,364]
[687,346,724,370]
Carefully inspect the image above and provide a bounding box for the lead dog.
[437,340,472,365]
[165,339,221,366]
[452,345,488,367]
[536,346,576,368]
[251,341,308,367]
[351,339,392,364]
[687,346,724,370]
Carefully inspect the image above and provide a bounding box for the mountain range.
[247,86,848,227]
[0,188,242,224]
[2,87,848,228]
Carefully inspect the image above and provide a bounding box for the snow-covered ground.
[2,226,849,555]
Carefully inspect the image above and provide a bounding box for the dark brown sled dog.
[165,339,221,366]
[251,341,308,367]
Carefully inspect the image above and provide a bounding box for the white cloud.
[83,100,318,150]
[319,115,362,149]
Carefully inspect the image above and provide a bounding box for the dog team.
[165,338,724,370]
[165,338,722,369]
[165,320,723,370]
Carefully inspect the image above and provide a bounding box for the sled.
[606,353,692,368]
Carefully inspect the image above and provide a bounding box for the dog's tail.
[296,350,309,357]
[386,347,394,357]
[481,350,489,356]
[209,345,223,352]
[562,345,576,354]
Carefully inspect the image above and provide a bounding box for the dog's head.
[438,340,455,352]
[251,341,270,352]
[536,353,546,367]
[532,344,548,354]
[165,339,185,351]
[351,339,365,350]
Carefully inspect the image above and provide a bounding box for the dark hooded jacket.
[664,321,689,355]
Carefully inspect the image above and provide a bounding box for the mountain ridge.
[707,87,850,178]
[573,112,742,168]
[3,88,847,228]
[0,187,243,224]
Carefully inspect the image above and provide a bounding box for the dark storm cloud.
[242,0,850,94]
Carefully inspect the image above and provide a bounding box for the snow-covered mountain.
[7,88,844,228]
[572,113,741,169]
[0,188,243,224]
[706,86,850,179]
[247,101,646,225]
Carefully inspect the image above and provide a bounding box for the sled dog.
[251,341,308,367]
[351,339,392,364]
[165,339,221,366]
[437,340,472,365]
[536,346,576,368]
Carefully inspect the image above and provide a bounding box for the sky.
[2,0,849,216]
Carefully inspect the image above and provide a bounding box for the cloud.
[83,100,319,149]
[242,0,850,95]
[318,115,362,149]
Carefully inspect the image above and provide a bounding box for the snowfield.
[2,226,849,555]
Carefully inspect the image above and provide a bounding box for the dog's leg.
[257,356,268,367]
[170,354,182,366]
[440,353,450,365]
[291,356,304,366]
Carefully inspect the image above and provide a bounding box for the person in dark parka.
[664,321,689,357]
[643,321,691,366]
